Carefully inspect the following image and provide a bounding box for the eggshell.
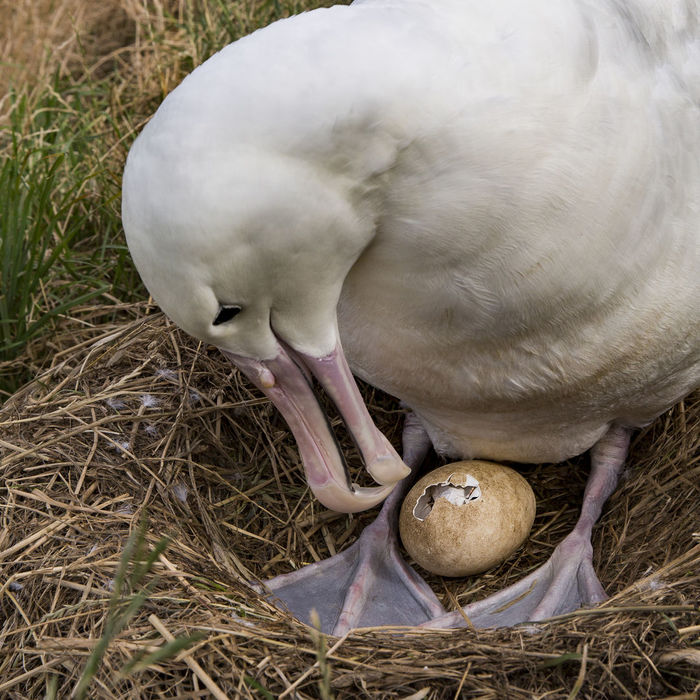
[399,461,536,577]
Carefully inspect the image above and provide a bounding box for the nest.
[1,303,698,699]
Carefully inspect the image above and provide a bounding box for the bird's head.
[123,134,409,512]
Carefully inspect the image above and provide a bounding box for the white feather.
[123,0,700,463]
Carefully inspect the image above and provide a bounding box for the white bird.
[122,0,700,634]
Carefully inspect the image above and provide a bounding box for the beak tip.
[312,481,396,513]
[368,456,412,486]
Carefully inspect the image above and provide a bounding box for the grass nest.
[1,303,698,699]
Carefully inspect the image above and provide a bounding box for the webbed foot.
[426,424,631,629]
[258,412,445,635]
[261,505,445,635]
[425,527,608,628]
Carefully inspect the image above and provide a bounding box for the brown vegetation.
[1,305,698,698]
[0,0,134,101]
[1,1,698,697]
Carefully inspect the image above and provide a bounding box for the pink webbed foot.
[258,413,446,635]
[425,425,632,629]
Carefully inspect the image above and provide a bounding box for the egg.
[399,461,536,577]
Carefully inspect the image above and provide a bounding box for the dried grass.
[0,0,136,100]
[1,303,698,698]
[1,2,698,695]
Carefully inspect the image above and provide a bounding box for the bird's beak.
[222,341,410,513]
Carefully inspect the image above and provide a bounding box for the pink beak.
[222,341,410,512]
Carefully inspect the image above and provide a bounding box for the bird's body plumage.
[126,0,698,463]
[123,0,699,629]
[339,0,700,461]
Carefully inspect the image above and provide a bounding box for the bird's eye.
[213,305,241,326]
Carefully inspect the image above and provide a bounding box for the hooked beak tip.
[367,455,411,485]
[313,481,397,513]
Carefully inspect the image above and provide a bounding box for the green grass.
[1,92,110,361]
[0,79,139,395]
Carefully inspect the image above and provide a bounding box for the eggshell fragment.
[399,461,535,577]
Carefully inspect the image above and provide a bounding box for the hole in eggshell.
[412,472,481,521]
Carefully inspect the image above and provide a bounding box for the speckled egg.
[399,460,536,577]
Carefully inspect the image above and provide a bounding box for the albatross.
[122,0,700,634]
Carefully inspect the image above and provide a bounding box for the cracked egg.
[399,461,536,577]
